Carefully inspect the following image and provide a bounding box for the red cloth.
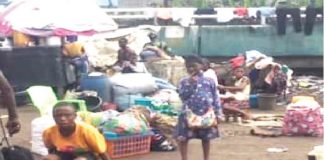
[234,8,248,16]
[229,55,245,69]
[223,100,249,109]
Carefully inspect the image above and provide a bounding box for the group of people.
[0,33,288,160]
[174,56,250,160]
[113,32,174,73]
[175,54,288,160]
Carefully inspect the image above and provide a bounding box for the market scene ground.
[5,104,322,160]
[0,0,323,160]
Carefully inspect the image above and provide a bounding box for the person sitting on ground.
[113,37,142,73]
[120,53,148,73]
[42,102,110,160]
[140,32,172,62]
[115,37,136,65]
[255,63,287,102]
[218,66,251,120]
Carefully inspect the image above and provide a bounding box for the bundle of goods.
[102,107,153,158]
[77,110,120,128]
[134,97,178,116]
[282,97,323,137]
[288,76,324,105]
[134,89,182,116]
[144,59,187,86]
[150,113,178,146]
[101,108,150,135]
[31,116,56,156]
[110,73,157,111]
[150,128,176,152]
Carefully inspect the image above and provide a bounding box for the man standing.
[0,70,20,136]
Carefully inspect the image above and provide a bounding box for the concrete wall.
[158,23,323,68]
[159,23,323,57]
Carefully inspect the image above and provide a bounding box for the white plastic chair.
[27,86,58,116]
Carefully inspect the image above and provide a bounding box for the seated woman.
[218,66,251,121]
[112,38,148,73]
[42,102,110,160]
[118,53,148,73]
[140,32,172,62]
[255,63,287,102]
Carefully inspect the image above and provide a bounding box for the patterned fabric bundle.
[282,100,323,137]
[101,110,150,135]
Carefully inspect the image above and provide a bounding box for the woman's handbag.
[186,106,217,129]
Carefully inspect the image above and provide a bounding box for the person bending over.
[42,102,110,160]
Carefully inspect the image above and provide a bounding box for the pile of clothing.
[288,75,324,105]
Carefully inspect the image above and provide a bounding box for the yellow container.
[291,96,315,103]
[13,31,32,47]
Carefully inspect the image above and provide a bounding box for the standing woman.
[175,56,222,160]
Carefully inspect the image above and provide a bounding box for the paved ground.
[2,105,322,160]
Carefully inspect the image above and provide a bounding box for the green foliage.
[172,0,184,7]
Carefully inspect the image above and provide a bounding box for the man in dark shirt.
[115,38,136,65]
[114,38,138,73]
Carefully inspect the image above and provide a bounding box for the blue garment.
[69,54,89,74]
[153,77,177,90]
[259,7,276,17]
[249,69,260,94]
[175,73,220,141]
[66,36,78,43]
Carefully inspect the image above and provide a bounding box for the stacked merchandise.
[102,109,152,158]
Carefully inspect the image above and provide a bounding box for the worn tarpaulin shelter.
[0,0,118,36]
[0,0,118,93]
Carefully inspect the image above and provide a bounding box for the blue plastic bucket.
[249,94,258,108]
[80,73,113,103]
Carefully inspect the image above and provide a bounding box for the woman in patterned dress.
[175,56,222,160]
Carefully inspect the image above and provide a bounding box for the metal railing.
[102,7,322,20]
